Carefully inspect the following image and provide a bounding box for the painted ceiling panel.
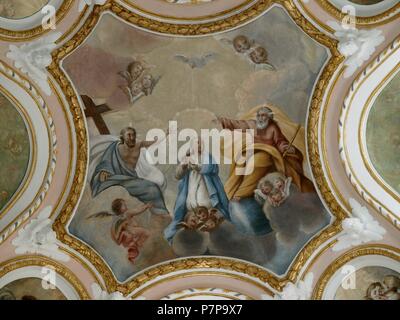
[0,0,398,302]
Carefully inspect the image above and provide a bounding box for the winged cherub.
[220,35,276,71]
[87,199,152,263]
[118,58,160,103]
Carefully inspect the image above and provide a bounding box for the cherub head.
[265,172,291,202]
[260,180,273,196]
[194,206,209,222]
[233,35,251,53]
[250,46,269,64]
[141,74,153,89]
[209,208,224,224]
[268,189,285,207]
[184,212,199,230]
[130,81,143,97]
[30,50,53,69]
[128,61,144,80]
[112,198,128,216]
[203,219,217,231]
[366,282,386,300]
[383,275,400,290]
[209,208,219,218]
[273,177,285,193]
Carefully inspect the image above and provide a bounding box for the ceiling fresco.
[0,0,49,19]
[366,71,400,194]
[63,6,331,283]
[0,91,30,211]
[0,0,398,301]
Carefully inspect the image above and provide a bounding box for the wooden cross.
[81,95,111,135]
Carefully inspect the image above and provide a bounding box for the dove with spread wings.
[174,53,218,69]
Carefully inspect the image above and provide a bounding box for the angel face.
[268,189,284,207]
[273,178,285,193]
[185,212,199,229]
[112,198,128,215]
[129,62,144,80]
[367,283,385,300]
[204,219,216,230]
[250,47,269,64]
[233,35,251,53]
[260,181,273,195]
[141,74,153,89]
[29,50,52,69]
[383,275,400,290]
[195,207,209,222]
[130,81,143,96]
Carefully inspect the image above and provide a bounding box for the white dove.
[174,53,217,69]
[333,198,386,252]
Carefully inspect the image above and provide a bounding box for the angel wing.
[130,91,145,104]
[254,189,267,205]
[118,70,132,83]
[174,55,189,64]
[284,177,292,198]
[203,52,217,63]
[86,211,114,220]
[219,38,233,46]
[254,62,276,71]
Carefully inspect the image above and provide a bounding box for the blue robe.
[164,153,230,243]
[91,141,168,215]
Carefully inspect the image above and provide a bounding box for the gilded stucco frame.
[312,244,400,300]
[49,0,346,294]
[339,36,400,228]
[0,0,75,42]
[317,0,400,27]
[0,255,90,299]
[0,61,57,245]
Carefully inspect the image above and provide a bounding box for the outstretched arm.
[213,116,253,131]
[126,203,153,218]
[140,128,171,149]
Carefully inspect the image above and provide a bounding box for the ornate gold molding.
[0,255,90,300]
[0,61,57,244]
[50,0,346,295]
[0,0,75,42]
[317,0,400,26]
[339,37,400,228]
[312,244,400,300]
[130,269,273,299]
[0,85,36,219]
[120,0,256,21]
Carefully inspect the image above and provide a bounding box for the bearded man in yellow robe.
[216,105,315,201]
